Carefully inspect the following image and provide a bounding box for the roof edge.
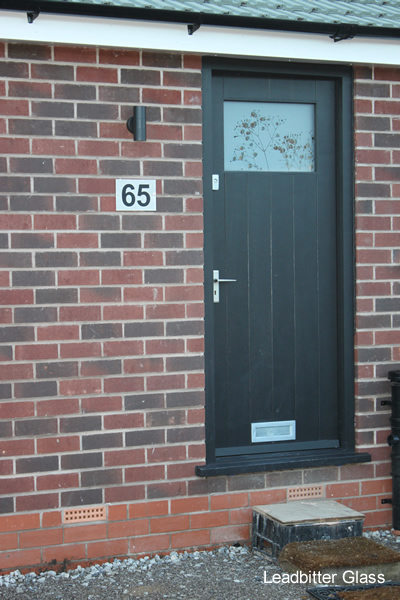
[4,0,400,40]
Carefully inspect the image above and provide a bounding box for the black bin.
[387,370,400,531]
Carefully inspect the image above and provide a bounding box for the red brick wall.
[0,42,395,572]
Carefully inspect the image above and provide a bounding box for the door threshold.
[195,448,371,477]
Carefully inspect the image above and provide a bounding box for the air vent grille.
[63,506,106,524]
[288,485,324,501]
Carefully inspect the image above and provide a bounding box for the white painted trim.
[1,9,400,65]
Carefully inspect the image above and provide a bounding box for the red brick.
[356,249,391,264]
[326,482,360,498]
[77,66,118,83]
[0,214,31,229]
[121,141,163,157]
[60,342,102,359]
[0,439,34,457]
[167,463,197,479]
[16,493,59,512]
[103,305,144,321]
[55,158,97,175]
[0,99,29,115]
[107,504,128,521]
[171,497,209,515]
[188,444,206,460]
[0,532,18,551]
[210,493,248,511]
[146,446,186,463]
[125,465,164,483]
[79,178,115,194]
[78,140,119,156]
[171,529,210,549]
[108,518,149,539]
[37,325,79,341]
[58,270,99,286]
[0,138,30,154]
[37,435,80,454]
[354,99,372,114]
[363,509,392,529]
[147,374,185,391]
[376,233,400,247]
[210,524,249,544]
[361,479,392,495]
[104,485,145,503]
[129,501,168,519]
[356,282,390,296]
[184,90,202,106]
[142,88,181,105]
[356,216,391,230]
[0,513,40,533]
[34,214,77,230]
[123,251,163,267]
[101,269,142,285]
[32,139,76,155]
[86,538,129,560]
[375,330,400,344]
[57,233,98,248]
[124,357,163,374]
[375,100,400,114]
[104,413,144,429]
[60,306,102,322]
[184,126,202,141]
[0,401,34,419]
[20,527,63,548]
[37,473,79,491]
[187,373,205,389]
[36,398,80,416]
[0,362,33,380]
[146,339,185,354]
[187,338,205,352]
[150,515,190,534]
[0,549,41,571]
[54,45,97,62]
[42,511,62,528]
[230,508,253,525]
[183,55,202,69]
[249,489,287,505]
[191,511,230,529]
[4,477,34,494]
[146,124,182,141]
[0,460,13,476]
[42,543,86,564]
[65,524,107,544]
[130,534,169,554]
[104,340,143,357]
[124,287,164,302]
[0,308,12,323]
[82,395,122,413]
[0,290,34,305]
[104,376,144,394]
[59,378,102,396]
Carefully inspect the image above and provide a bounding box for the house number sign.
[116,179,156,211]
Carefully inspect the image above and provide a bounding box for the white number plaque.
[116,179,156,211]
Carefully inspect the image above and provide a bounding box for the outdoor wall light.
[126,106,147,141]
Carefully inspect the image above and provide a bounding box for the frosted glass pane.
[224,101,315,172]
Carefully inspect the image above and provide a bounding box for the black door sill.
[195,449,371,477]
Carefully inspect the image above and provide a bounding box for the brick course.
[0,43,395,572]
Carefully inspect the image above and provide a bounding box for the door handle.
[213,269,237,303]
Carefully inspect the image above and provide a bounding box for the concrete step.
[252,500,365,559]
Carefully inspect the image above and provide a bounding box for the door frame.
[197,57,370,477]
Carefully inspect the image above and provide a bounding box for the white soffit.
[1,10,400,66]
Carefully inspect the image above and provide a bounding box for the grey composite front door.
[204,62,353,463]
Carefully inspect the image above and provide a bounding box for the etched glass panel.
[224,101,315,172]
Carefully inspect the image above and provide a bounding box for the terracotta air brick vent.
[63,506,106,524]
[288,486,324,501]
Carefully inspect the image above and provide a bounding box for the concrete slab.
[254,500,364,525]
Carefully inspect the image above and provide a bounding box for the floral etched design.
[229,108,314,172]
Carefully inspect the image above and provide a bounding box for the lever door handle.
[213,269,237,303]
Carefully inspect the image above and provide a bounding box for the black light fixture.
[126,106,147,141]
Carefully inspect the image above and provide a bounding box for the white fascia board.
[1,9,400,66]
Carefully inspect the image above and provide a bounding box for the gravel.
[0,530,399,600]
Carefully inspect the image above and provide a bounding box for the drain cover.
[307,582,400,600]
